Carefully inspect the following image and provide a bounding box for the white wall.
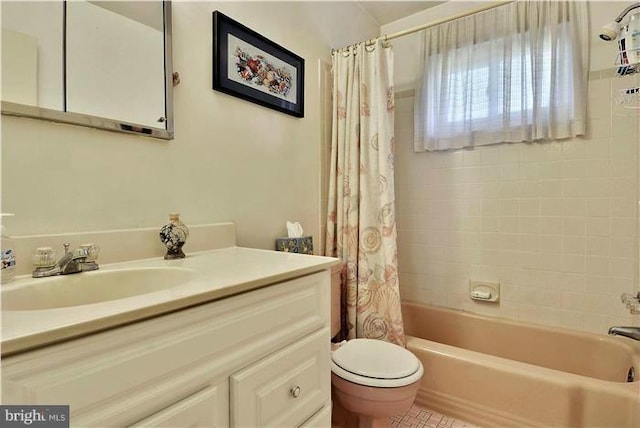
[386,1,640,333]
[1,2,378,255]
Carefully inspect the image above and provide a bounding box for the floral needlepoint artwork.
[160,213,189,260]
[234,47,293,98]
[212,11,305,117]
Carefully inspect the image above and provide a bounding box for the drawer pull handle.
[290,386,301,398]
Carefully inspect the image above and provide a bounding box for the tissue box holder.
[276,236,313,255]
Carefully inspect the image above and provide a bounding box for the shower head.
[599,21,620,41]
[599,2,640,42]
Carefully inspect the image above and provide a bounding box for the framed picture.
[212,11,305,118]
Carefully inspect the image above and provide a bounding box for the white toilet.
[330,266,424,428]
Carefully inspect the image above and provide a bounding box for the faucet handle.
[73,247,89,258]
[63,242,71,254]
[621,292,639,303]
[33,247,56,268]
[79,243,99,262]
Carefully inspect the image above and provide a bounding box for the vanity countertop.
[1,247,340,356]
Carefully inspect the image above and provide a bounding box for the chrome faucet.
[58,243,89,274]
[608,326,640,341]
[32,243,90,278]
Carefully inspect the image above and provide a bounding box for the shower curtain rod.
[332,0,516,54]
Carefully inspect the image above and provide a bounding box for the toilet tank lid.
[331,338,421,379]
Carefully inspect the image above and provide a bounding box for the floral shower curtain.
[325,40,405,346]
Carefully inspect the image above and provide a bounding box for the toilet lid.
[331,338,423,387]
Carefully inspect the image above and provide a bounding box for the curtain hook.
[365,39,376,52]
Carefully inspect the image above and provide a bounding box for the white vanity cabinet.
[1,270,332,427]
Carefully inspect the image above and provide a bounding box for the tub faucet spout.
[608,326,640,341]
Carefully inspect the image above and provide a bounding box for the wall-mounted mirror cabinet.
[1,0,173,140]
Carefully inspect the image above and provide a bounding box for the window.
[414,1,588,152]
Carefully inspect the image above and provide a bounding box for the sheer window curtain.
[414,0,589,152]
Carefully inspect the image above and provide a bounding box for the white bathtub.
[402,301,640,427]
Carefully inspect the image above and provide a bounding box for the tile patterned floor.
[390,404,479,428]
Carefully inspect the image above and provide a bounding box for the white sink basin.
[2,267,198,311]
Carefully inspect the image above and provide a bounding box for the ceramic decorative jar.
[159,213,189,259]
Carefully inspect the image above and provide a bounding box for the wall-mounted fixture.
[600,3,640,78]
[469,280,500,303]
[1,1,174,140]
[599,2,640,41]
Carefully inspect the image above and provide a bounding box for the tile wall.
[394,71,640,334]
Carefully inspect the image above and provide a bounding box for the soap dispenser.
[1,213,16,284]
[159,213,189,259]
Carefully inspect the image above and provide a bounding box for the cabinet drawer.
[231,328,330,427]
[129,382,228,428]
[301,405,331,427]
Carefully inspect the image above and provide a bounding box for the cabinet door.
[128,381,229,428]
[2,271,329,423]
[230,328,330,427]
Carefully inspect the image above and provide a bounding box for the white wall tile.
[562,160,587,179]
[583,293,609,315]
[587,217,610,236]
[539,235,562,253]
[500,145,520,164]
[586,237,610,256]
[563,217,586,236]
[520,199,541,216]
[611,198,636,217]
[563,140,588,160]
[539,217,563,235]
[541,199,563,216]
[611,258,636,279]
[586,159,610,178]
[610,237,635,258]
[585,275,609,294]
[586,198,610,217]
[588,78,612,120]
[589,118,612,139]
[587,256,613,278]
[563,199,587,217]
[563,236,586,255]
[586,138,610,159]
[394,74,639,333]
[562,273,586,292]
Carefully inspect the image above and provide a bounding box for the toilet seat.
[331,338,424,388]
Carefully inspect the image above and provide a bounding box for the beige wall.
[1,2,378,254]
[385,1,640,334]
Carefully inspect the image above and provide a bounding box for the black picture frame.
[212,11,305,118]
